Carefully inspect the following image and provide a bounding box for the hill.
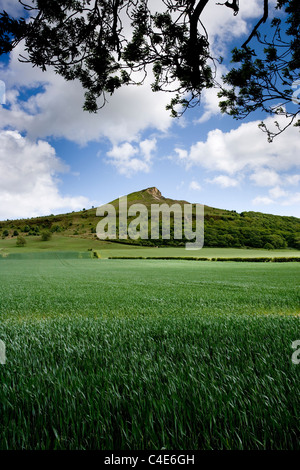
[0,187,299,250]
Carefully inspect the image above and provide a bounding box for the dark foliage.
[0,1,298,133]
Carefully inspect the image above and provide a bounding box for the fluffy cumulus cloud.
[252,196,274,206]
[0,42,173,146]
[281,193,300,206]
[0,130,91,219]
[253,186,300,213]
[285,174,300,186]
[250,171,300,214]
[269,186,288,199]
[174,115,300,212]
[206,175,240,188]
[174,116,300,175]
[193,53,229,125]
[195,82,226,125]
[250,169,281,187]
[189,181,202,191]
[106,138,157,177]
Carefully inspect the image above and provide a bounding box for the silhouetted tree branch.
[0,1,299,139]
[219,0,299,141]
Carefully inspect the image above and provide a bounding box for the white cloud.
[251,171,300,189]
[174,116,300,175]
[139,138,157,163]
[281,193,300,206]
[189,181,202,191]
[175,115,300,216]
[252,189,300,216]
[0,42,173,146]
[174,148,189,160]
[252,196,274,206]
[106,138,157,176]
[107,142,138,162]
[269,186,288,199]
[193,58,228,125]
[207,175,240,188]
[285,174,300,186]
[196,86,224,125]
[0,130,91,219]
[250,169,281,187]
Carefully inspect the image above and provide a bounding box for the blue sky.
[0,0,300,220]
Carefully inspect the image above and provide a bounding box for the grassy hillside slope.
[0,187,299,251]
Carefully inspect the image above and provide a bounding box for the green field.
[1,235,300,258]
[0,258,299,450]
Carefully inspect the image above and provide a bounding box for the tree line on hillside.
[1,224,53,244]
[1,209,299,250]
[107,210,300,249]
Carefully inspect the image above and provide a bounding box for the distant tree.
[267,234,287,248]
[23,225,30,233]
[264,242,274,250]
[293,236,300,250]
[50,224,62,233]
[0,1,298,137]
[16,235,26,246]
[41,230,52,241]
[2,229,9,237]
[13,230,19,236]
